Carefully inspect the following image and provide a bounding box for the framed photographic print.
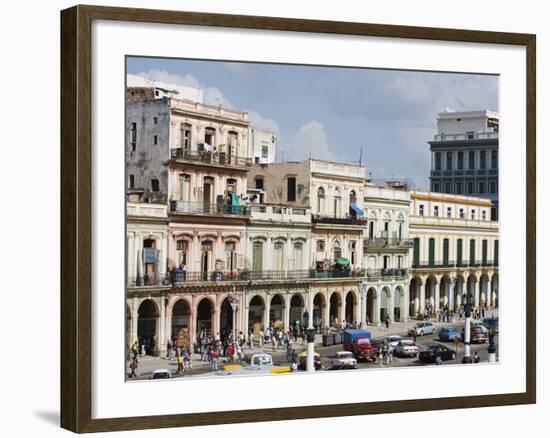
[60,4,536,433]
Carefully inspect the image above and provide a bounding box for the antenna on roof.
[359,146,364,166]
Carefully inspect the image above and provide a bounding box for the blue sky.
[127,57,498,189]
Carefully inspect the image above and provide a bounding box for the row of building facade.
[125,78,499,356]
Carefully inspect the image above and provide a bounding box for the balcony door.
[203,177,214,212]
[201,240,213,279]
[252,241,263,272]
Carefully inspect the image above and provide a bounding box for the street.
[128,315,499,380]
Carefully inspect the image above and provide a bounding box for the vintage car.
[394,339,419,358]
[332,351,357,368]
[419,344,456,363]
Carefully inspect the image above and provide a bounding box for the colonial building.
[429,110,499,219]
[408,190,499,319]
[362,183,413,325]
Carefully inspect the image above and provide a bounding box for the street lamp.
[230,286,239,361]
[462,292,473,364]
[306,327,316,372]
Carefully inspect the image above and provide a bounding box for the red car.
[462,326,488,344]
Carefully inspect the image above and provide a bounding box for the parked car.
[150,369,172,379]
[332,351,357,368]
[394,339,419,358]
[249,353,273,366]
[438,326,461,342]
[408,321,436,336]
[462,326,489,343]
[419,344,456,363]
[385,335,403,348]
[298,351,322,370]
[326,363,356,371]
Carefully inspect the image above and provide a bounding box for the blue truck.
[343,329,377,361]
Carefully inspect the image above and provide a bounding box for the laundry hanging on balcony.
[349,202,364,216]
[229,192,241,214]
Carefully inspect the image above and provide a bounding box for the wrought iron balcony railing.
[365,237,414,248]
[312,214,368,226]
[366,268,408,278]
[411,260,498,269]
[169,200,251,216]
[170,148,253,167]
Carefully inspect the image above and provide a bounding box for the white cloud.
[247,111,280,133]
[135,69,201,89]
[280,121,337,162]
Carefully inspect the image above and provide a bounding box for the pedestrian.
[141,342,146,357]
[474,351,481,363]
[129,357,138,378]
[131,341,139,359]
[436,355,443,366]
[182,348,189,372]
[176,348,183,374]
[386,344,394,365]
[210,348,219,371]
[165,339,172,360]
[384,314,390,329]
[412,328,417,343]
[378,347,384,365]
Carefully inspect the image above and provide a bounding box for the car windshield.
[339,353,353,359]
[401,341,414,346]
[357,338,370,345]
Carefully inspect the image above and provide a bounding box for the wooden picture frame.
[60,4,536,433]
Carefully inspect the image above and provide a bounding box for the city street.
[128,314,499,380]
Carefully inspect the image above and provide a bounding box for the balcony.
[411,260,498,270]
[365,237,414,248]
[433,131,498,142]
[366,268,408,279]
[312,214,367,226]
[169,200,251,217]
[170,148,253,168]
[129,268,365,288]
[250,205,311,224]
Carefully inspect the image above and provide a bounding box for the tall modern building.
[429,110,499,219]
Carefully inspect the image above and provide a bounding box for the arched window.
[333,240,342,261]
[317,187,325,214]
[176,240,189,267]
[333,188,342,217]
[292,241,304,270]
[225,241,237,272]
[273,241,285,270]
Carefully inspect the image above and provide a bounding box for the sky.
[127,57,498,189]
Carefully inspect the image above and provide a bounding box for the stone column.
[387,288,394,322]
[433,277,440,312]
[402,285,409,322]
[419,277,426,315]
[158,297,166,356]
[131,297,138,346]
[165,299,172,345]
[339,292,346,325]
[322,293,330,330]
[373,287,381,326]
[474,275,480,307]
[283,294,290,331]
[360,284,367,327]
[264,296,271,330]
[243,296,250,335]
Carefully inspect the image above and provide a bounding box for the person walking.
[210,348,219,371]
[176,348,183,374]
[378,346,384,365]
[386,344,394,365]
[436,355,443,365]
[165,339,172,360]
[129,357,138,378]
[474,351,481,363]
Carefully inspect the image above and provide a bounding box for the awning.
[350,202,364,216]
[335,257,350,266]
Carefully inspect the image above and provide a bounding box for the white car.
[394,340,419,358]
[332,351,357,368]
[385,335,403,348]
[150,369,172,379]
[249,353,273,366]
[410,321,436,336]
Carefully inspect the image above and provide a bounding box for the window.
[478,181,486,194]
[153,116,158,125]
[261,145,269,159]
[178,174,190,201]
[456,181,463,194]
[419,204,425,216]
[459,208,465,219]
[316,240,325,252]
[494,240,499,265]
[153,135,158,145]
[349,241,356,265]
[228,131,238,156]
[446,152,452,170]
[176,240,188,266]
[435,152,441,171]
[151,179,159,192]
[466,181,474,194]
[130,122,137,152]
[480,150,486,169]
[490,180,497,194]
[491,150,498,169]
[317,187,325,213]
[470,239,476,263]
[434,206,439,217]
[204,127,215,145]
[129,174,135,189]
[287,177,297,202]
[255,177,264,190]
[456,239,463,265]
[180,123,192,149]
[466,131,475,139]
[447,207,452,218]
[482,240,488,266]
[443,239,449,266]
[293,241,304,269]
[252,241,263,271]
[383,255,389,269]
[225,241,237,271]
[332,241,342,261]
[482,210,487,221]
[468,151,475,169]
[471,209,476,220]
[433,182,440,192]
[428,238,435,266]
[457,151,464,169]
[226,178,237,193]
[413,238,420,266]
[444,182,451,193]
